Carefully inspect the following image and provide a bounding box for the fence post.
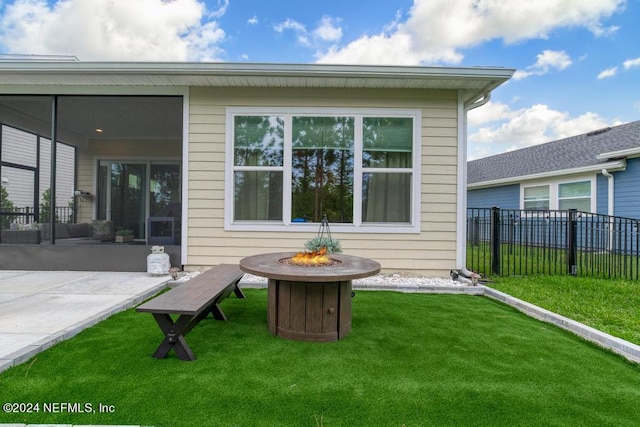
[491,206,501,276]
[567,209,578,276]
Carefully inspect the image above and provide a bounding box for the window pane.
[234,171,283,221]
[150,164,181,217]
[362,173,411,223]
[524,185,549,200]
[292,116,354,149]
[291,117,354,223]
[559,198,590,211]
[234,116,284,166]
[363,117,413,168]
[524,200,550,210]
[559,181,590,198]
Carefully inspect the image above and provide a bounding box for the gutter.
[468,159,626,189]
[596,147,640,161]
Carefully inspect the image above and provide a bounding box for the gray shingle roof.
[467,120,640,185]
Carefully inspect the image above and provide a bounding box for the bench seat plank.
[136,264,246,361]
[137,264,245,315]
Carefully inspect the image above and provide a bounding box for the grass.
[488,275,640,345]
[467,243,640,280]
[1,288,640,426]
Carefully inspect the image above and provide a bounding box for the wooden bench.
[136,264,246,361]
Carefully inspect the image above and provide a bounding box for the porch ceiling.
[0,95,183,146]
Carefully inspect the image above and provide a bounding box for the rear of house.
[0,61,512,275]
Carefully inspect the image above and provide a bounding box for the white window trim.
[520,176,596,212]
[224,107,422,233]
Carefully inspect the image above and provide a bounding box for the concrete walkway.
[0,271,169,373]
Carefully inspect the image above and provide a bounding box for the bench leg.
[151,313,200,361]
[233,282,246,299]
[210,303,227,321]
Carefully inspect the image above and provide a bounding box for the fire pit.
[239,252,381,342]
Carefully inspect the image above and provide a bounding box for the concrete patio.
[0,271,170,373]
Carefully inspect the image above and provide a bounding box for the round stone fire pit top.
[239,252,381,282]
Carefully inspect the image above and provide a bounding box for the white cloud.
[467,103,619,159]
[597,67,618,79]
[0,0,227,61]
[275,15,345,50]
[512,50,573,80]
[623,57,640,69]
[274,18,305,34]
[316,0,624,65]
[467,101,512,127]
[247,15,258,25]
[316,32,435,65]
[274,18,310,46]
[313,16,342,43]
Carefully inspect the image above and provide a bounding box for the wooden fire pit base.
[268,279,351,342]
[239,252,381,342]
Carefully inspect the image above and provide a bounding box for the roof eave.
[468,160,627,189]
[596,147,640,161]
[0,61,514,90]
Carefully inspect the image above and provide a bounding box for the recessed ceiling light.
[95,128,103,133]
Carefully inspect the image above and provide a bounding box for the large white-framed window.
[521,177,594,211]
[225,108,421,233]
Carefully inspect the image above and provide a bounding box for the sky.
[0,0,638,160]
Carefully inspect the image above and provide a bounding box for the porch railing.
[0,206,74,229]
[467,207,640,280]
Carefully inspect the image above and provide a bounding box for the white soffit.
[0,61,514,91]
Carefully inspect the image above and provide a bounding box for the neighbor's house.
[467,120,640,218]
[0,60,513,275]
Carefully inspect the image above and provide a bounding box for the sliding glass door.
[97,161,181,242]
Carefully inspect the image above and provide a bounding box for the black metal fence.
[467,207,640,280]
[0,206,74,229]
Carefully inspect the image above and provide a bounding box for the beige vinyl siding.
[186,86,459,276]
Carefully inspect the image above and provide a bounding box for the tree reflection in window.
[291,116,354,223]
[234,116,284,167]
[233,116,284,221]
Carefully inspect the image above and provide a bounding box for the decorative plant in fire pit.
[289,214,342,266]
[304,236,342,254]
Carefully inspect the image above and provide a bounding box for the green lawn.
[467,243,640,280]
[1,288,639,426]
[488,275,640,345]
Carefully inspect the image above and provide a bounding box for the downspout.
[455,90,490,280]
[601,168,614,252]
[601,168,614,217]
